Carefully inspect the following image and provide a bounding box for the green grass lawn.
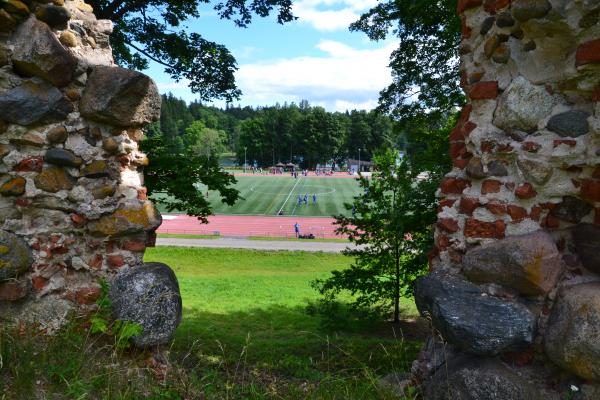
[0,247,423,399]
[143,247,423,398]
[152,175,362,217]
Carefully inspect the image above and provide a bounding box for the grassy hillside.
[0,248,423,399]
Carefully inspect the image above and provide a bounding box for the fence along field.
[153,175,362,218]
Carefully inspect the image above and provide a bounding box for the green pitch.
[154,176,362,217]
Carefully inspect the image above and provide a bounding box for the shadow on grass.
[0,304,426,399]
[171,303,425,383]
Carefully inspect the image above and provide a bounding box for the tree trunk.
[394,250,400,323]
[393,189,400,323]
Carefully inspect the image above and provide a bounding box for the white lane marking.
[276,177,302,216]
[290,176,310,216]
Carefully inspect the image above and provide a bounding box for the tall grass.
[0,247,423,399]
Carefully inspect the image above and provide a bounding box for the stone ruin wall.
[0,0,162,331]
[414,0,600,398]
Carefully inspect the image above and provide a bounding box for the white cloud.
[292,0,378,31]
[334,99,379,111]
[155,39,396,112]
[157,80,190,91]
[235,39,395,111]
[235,46,260,60]
[293,8,357,31]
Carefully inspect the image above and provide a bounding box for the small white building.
[347,158,374,173]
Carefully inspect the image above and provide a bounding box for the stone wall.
[414,0,600,398]
[0,0,161,331]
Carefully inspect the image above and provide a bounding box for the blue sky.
[145,0,397,112]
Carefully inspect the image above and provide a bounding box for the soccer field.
[154,175,362,217]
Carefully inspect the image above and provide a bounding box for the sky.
[145,0,397,112]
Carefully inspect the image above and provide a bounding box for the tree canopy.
[141,131,238,222]
[183,121,227,158]
[312,112,452,320]
[156,95,395,169]
[236,103,393,168]
[351,0,463,127]
[88,0,295,101]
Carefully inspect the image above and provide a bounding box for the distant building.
[347,158,374,173]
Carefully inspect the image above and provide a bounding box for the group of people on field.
[297,193,317,206]
[269,167,285,174]
[314,169,333,176]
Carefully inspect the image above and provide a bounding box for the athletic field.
[154,175,362,217]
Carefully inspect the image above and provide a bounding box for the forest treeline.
[149,94,397,169]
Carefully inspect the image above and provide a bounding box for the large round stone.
[550,196,593,223]
[109,262,182,347]
[34,5,71,29]
[512,0,552,22]
[546,110,590,138]
[0,9,17,33]
[545,282,600,381]
[516,158,553,185]
[34,167,76,193]
[80,160,109,178]
[0,81,73,126]
[423,355,542,400]
[80,66,161,127]
[493,76,559,132]
[87,202,162,237]
[0,176,26,197]
[4,0,29,15]
[572,223,600,274]
[46,126,68,143]
[0,230,33,282]
[0,46,9,67]
[59,31,77,48]
[0,277,31,301]
[44,148,83,168]
[415,272,536,356]
[462,230,564,296]
[10,16,77,87]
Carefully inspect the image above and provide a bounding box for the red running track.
[157,214,340,238]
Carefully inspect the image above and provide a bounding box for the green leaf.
[114,321,143,350]
[90,316,109,334]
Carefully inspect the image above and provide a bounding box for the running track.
[157,214,340,238]
[157,171,362,237]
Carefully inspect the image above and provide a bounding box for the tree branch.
[124,41,176,70]
[114,0,151,20]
